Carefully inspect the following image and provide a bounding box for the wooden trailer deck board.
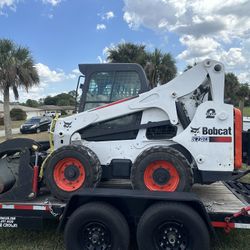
[192,182,247,214]
[100,180,247,214]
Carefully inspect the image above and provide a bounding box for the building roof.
[0,104,43,112]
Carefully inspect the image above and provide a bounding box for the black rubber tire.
[64,202,130,250]
[131,146,192,192]
[44,145,102,201]
[137,202,210,250]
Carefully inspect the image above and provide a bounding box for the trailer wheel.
[44,145,101,201]
[137,202,210,250]
[64,202,130,250]
[131,147,192,192]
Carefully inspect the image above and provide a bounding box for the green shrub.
[10,108,27,121]
[60,110,67,116]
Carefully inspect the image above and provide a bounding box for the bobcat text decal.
[191,126,232,143]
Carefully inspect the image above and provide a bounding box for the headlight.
[20,125,23,129]
[31,124,37,129]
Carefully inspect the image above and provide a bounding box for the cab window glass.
[86,72,114,102]
[111,71,140,101]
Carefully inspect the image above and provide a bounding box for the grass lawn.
[243,106,250,117]
[0,134,249,249]
[0,226,249,250]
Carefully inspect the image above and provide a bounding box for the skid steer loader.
[0,59,243,201]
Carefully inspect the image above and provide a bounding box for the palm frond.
[0,39,40,99]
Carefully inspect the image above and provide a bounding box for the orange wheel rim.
[144,160,180,191]
[53,157,85,192]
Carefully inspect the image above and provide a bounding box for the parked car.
[20,116,52,134]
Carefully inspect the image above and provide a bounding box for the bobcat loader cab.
[76,63,149,112]
[42,59,243,200]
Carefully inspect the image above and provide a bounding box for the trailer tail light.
[234,108,242,169]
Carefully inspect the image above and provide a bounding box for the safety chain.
[44,198,60,217]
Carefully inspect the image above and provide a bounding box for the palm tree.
[0,39,39,139]
[107,42,147,67]
[107,43,177,89]
[237,83,249,113]
[145,49,177,88]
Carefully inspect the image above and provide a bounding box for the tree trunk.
[3,87,12,140]
[239,99,245,115]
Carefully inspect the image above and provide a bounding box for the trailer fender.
[57,188,214,236]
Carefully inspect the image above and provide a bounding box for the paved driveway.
[0,128,20,137]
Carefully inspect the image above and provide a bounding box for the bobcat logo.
[206,108,216,119]
[63,121,72,128]
[190,127,200,134]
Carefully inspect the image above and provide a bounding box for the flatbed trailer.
[0,181,249,250]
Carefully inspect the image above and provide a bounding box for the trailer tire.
[131,147,192,192]
[137,202,210,250]
[44,145,101,201]
[64,202,130,250]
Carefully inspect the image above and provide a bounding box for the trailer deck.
[193,182,246,214]
[0,181,246,213]
[0,181,249,231]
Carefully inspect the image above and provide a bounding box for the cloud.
[0,0,61,11]
[67,68,80,79]
[0,0,61,17]
[35,63,78,84]
[42,0,61,6]
[219,48,246,67]
[177,35,220,61]
[96,24,106,30]
[102,11,114,20]
[72,68,80,75]
[238,72,250,83]
[177,35,246,70]
[0,0,17,14]
[35,63,66,83]
[123,0,250,40]
[0,0,16,8]
[123,0,250,82]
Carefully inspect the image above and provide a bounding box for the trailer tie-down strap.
[224,206,250,233]
[212,206,250,233]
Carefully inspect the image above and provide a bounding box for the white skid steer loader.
[0,59,242,201]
